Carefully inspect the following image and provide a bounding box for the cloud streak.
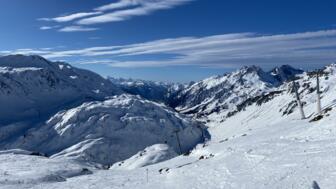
[94,0,140,12]
[58,26,99,32]
[39,12,102,23]
[78,0,194,25]
[2,29,336,68]
[39,25,60,30]
[38,0,194,30]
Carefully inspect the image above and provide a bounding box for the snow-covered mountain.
[4,94,207,165]
[174,65,303,122]
[0,55,207,166]
[1,63,335,189]
[109,77,186,106]
[0,55,122,125]
[1,55,336,188]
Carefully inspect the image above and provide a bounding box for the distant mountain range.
[0,54,333,167]
[110,64,304,122]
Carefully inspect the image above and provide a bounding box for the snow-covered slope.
[0,55,122,125]
[3,94,207,165]
[5,64,334,189]
[0,150,94,188]
[175,65,303,121]
[1,59,336,188]
[110,144,177,170]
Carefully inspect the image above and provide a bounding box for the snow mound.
[110,144,177,170]
[7,94,208,165]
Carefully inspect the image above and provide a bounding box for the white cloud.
[40,26,53,30]
[39,25,60,30]
[3,29,336,68]
[0,48,52,56]
[78,0,194,25]
[38,0,194,27]
[58,26,99,32]
[39,12,102,23]
[95,0,140,11]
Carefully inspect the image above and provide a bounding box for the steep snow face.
[5,95,207,165]
[175,65,303,121]
[109,77,185,106]
[0,55,121,125]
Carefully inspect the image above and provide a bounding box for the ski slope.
[9,92,334,189]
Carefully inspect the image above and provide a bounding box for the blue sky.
[0,0,336,82]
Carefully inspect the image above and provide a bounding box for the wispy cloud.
[39,12,102,23]
[0,48,53,56]
[39,25,60,30]
[38,0,194,31]
[58,26,99,32]
[94,0,140,12]
[2,29,336,68]
[78,0,194,25]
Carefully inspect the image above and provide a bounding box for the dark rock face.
[269,65,304,83]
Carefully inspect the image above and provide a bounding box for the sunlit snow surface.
[3,92,335,189]
[1,61,336,188]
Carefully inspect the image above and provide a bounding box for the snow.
[19,112,336,189]
[0,55,122,125]
[110,144,177,170]
[0,153,94,189]
[0,55,335,189]
[29,72,336,188]
[3,94,207,165]
[174,65,302,121]
[58,65,64,70]
[109,77,185,106]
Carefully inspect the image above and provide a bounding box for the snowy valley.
[0,55,335,189]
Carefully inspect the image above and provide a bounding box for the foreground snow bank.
[0,153,93,188]
[7,94,207,165]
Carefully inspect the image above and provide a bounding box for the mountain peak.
[269,64,303,82]
[239,65,263,74]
